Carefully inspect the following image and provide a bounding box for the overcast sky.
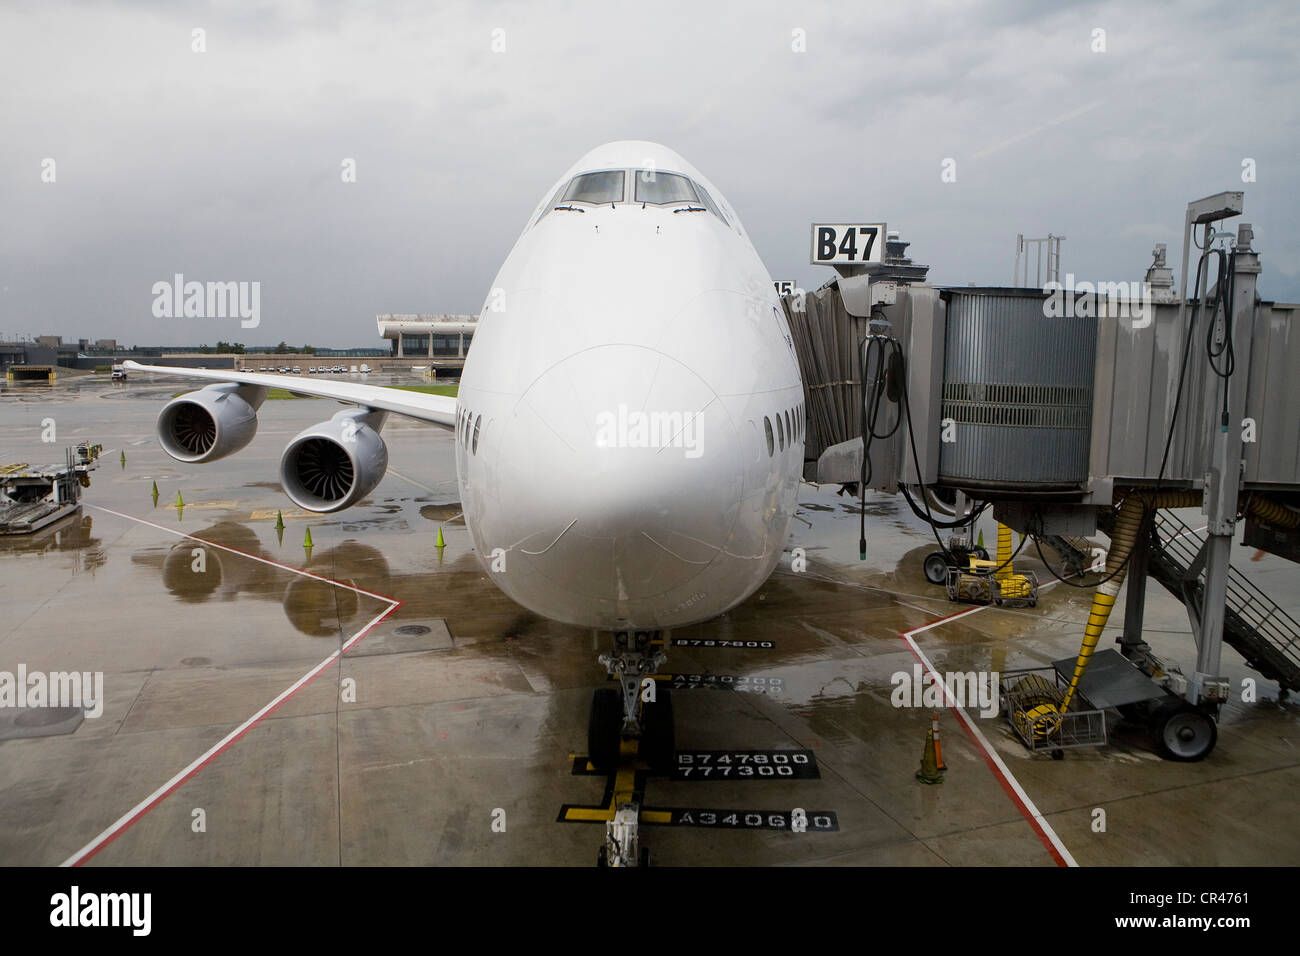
[2,0,1297,347]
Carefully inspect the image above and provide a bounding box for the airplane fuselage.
[455,142,805,631]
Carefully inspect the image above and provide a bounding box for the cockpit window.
[692,182,729,225]
[560,170,625,205]
[635,171,698,205]
[535,168,732,228]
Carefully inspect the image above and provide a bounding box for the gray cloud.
[1,0,1297,347]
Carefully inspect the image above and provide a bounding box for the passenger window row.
[762,402,804,456]
[457,407,481,455]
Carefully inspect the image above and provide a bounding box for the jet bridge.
[785,192,1300,759]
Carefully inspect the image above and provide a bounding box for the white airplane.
[125,141,805,838]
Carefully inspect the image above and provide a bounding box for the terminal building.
[376,314,477,360]
[2,315,481,377]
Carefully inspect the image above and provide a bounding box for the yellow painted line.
[561,743,647,823]
[642,810,672,824]
[561,733,656,824]
[249,508,315,520]
[163,500,241,511]
[563,807,616,822]
[612,766,637,805]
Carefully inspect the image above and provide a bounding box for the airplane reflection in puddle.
[131,522,396,637]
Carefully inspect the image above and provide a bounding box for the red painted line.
[954,715,1072,867]
[61,506,404,867]
[87,504,394,601]
[898,634,1073,867]
[900,583,1078,867]
[64,601,400,867]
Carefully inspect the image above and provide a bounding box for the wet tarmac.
[0,374,1297,866]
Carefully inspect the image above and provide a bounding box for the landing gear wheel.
[1051,748,1064,761]
[640,688,675,773]
[1149,699,1217,761]
[924,552,948,585]
[588,687,621,771]
[974,547,990,561]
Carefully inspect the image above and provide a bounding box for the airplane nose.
[488,344,744,621]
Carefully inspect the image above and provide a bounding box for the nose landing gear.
[589,629,673,771]
[586,629,676,866]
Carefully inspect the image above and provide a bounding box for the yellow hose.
[1025,488,1293,733]
[996,522,1013,581]
[1248,496,1300,529]
[1057,490,1199,713]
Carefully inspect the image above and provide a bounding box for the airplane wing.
[122,361,457,428]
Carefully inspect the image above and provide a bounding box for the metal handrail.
[1152,510,1300,668]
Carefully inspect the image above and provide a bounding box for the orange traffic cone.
[932,712,947,771]
[916,729,944,784]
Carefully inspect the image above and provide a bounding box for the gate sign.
[810,223,886,266]
[773,280,795,296]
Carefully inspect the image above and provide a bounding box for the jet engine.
[157,383,266,463]
[280,408,388,513]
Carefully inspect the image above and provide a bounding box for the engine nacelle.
[157,384,266,463]
[280,408,388,513]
